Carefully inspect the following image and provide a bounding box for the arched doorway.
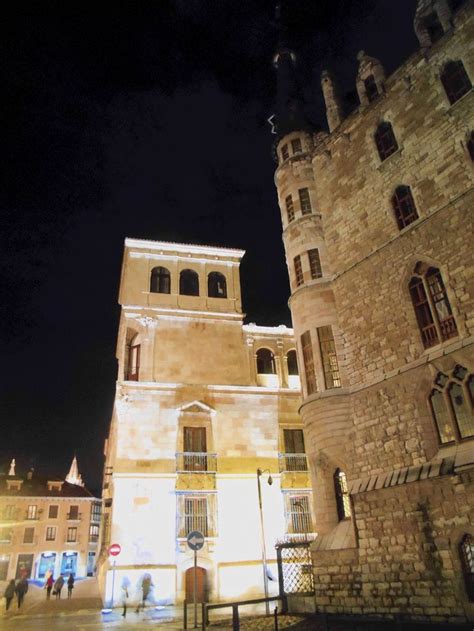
[185,566,207,603]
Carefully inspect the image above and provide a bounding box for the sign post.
[108,543,121,609]
[186,530,205,629]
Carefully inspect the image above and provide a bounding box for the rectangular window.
[299,188,312,215]
[184,497,208,537]
[281,144,289,161]
[23,527,35,544]
[26,505,37,520]
[283,429,307,472]
[67,527,77,543]
[68,505,79,520]
[301,331,317,395]
[183,427,207,471]
[48,505,59,519]
[291,138,302,154]
[46,527,56,541]
[294,256,304,287]
[285,195,295,223]
[0,528,11,543]
[317,325,341,389]
[308,248,322,279]
[4,506,15,520]
[288,495,313,534]
[89,524,100,542]
[91,503,101,522]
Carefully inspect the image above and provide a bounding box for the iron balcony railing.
[25,509,42,520]
[89,534,99,543]
[66,512,82,521]
[176,452,217,473]
[176,513,216,538]
[278,453,308,473]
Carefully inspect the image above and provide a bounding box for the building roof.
[0,475,97,499]
[124,237,245,259]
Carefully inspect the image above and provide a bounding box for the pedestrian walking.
[3,580,15,611]
[135,574,153,613]
[15,577,28,608]
[44,574,54,600]
[67,574,75,598]
[121,579,129,618]
[53,574,64,599]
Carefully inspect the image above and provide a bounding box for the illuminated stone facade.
[99,239,310,605]
[273,0,474,622]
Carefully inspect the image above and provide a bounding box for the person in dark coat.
[44,574,54,600]
[53,575,64,599]
[15,577,28,608]
[67,574,74,598]
[135,574,153,613]
[3,580,15,611]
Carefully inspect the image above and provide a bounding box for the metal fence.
[276,540,314,612]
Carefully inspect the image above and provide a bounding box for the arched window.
[287,350,299,376]
[207,272,227,298]
[392,185,419,230]
[460,534,474,601]
[364,74,378,102]
[256,348,276,375]
[150,266,170,294]
[125,332,141,381]
[374,122,398,161]
[409,263,457,349]
[179,269,199,296]
[441,60,472,105]
[430,366,474,443]
[334,469,351,521]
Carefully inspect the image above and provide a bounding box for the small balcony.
[66,512,82,521]
[278,453,308,473]
[176,453,217,473]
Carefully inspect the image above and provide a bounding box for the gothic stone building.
[99,239,312,605]
[273,0,474,622]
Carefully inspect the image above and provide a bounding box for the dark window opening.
[180,269,199,296]
[449,0,465,12]
[334,469,351,521]
[467,131,474,161]
[441,60,472,104]
[287,350,299,376]
[294,255,304,287]
[256,348,276,375]
[308,249,322,279]
[375,122,399,161]
[126,342,140,381]
[208,272,227,298]
[298,188,312,215]
[364,75,379,102]
[460,534,474,601]
[301,331,317,395]
[150,266,171,294]
[291,138,302,154]
[424,12,444,44]
[285,195,295,223]
[318,325,341,389]
[281,144,289,161]
[392,185,419,230]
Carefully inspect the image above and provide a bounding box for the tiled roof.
[0,475,97,499]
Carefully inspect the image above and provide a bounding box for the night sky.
[1,1,418,492]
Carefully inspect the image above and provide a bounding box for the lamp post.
[256,467,273,615]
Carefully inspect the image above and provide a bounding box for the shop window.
[256,348,276,375]
[460,533,474,601]
[317,325,341,389]
[429,366,474,443]
[208,272,227,298]
[180,269,199,296]
[375,122,399,161]
[364,75,379,102]
[301,331,317,395]
[441,60,472,105]
[409,263,457,349]
[294,255,304,287]
[285,195,295,223]
[392,185,419,230]
[299,188,312,215]
[334,469,351,521]
[150,266,171,294]
[308,248,322,279]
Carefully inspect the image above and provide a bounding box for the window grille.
[460,534,474,601]
[392,185,419,229]
[294,255,304,286]
[150,266,171,294]
[308,249,322,279]
[285,195,295,223]
[288,496,313,534]
[301,331,317,395]
[409,264,457,349]
[291,138,302,154]
[256,348,276,375]
[430,366,474,443]
[179,269,199,296]
[441,60,472,104]
[317,326,341,389]
[364,75,378,102]
[181,497,208,537]
[374,122,398,161]
[298,188,312,215]
[281,144,289,161]
[334,469,351,521]
[46,527,56,541]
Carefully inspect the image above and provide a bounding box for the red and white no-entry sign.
[108,543,121,557]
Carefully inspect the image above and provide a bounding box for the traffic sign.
[108,543,121,557]
[187,530,205,551]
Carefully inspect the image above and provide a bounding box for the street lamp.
[256,467,273,615]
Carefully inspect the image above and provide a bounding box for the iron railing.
[176,513,216,538]
[278,453,308,472]
[176,452,217,473]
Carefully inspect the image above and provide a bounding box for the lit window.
[67,527,77,543]
[294,255,304,286]
[91,503,101,522]
[23,528,35,544]
[26,505,38,520]
[334,469,351,521]
[291,138,302,154]
[89,524,100,542]
[285,195,295,223]
[423,12,444,43]
[48,505,58,519]
[317,325,341,389]
[460,534,474,601]
[46,527,56,542]
[208,272,227,298]
[281,144,289,161]
[430,366,474,442]
[256,348,276,375]
[409,263,457,349]
[392,185,419,230]
[441,60,472,105]
[308,249,322,279]
[299,188,312,215]
[179,269,199,296]
[286,350,299,376]
[301,331,317,395]
[150,266,171,294]
[374,122,398,161]
[364,75,378,102]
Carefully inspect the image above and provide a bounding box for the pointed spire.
[8,459,16,476]
[65,455,84,487]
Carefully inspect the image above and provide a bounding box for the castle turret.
[414,0,452,48]
[321,69,344,132]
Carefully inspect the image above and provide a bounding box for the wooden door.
[185,566,207,603]
[183,427,207,471]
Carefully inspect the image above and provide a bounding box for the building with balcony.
[99,239,312,605]
[0,458,101,581]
